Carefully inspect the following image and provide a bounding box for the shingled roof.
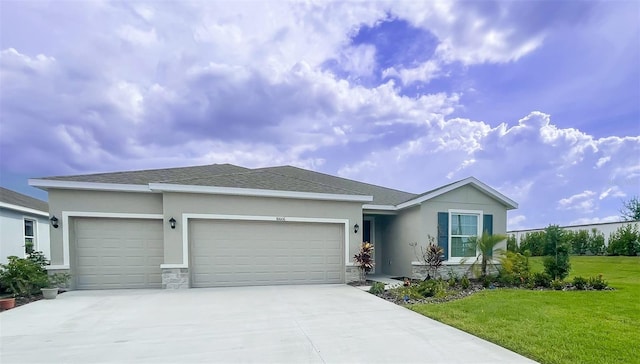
[0,187,48,212]
[31,164,518,209]
[33,163,416,205]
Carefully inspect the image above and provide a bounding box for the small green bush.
[0,255,48,297]
[551,278,565,290]
[460,275,471,289]
[532,272,551,288]
[391,285,423,302]
[498,251,531,286]
[572,276,588,290]
[447,277,457,288]
[369,282,385,295]
[588,274,608,290]
[416,279,447,298]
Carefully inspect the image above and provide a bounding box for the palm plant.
[464,232,507,277]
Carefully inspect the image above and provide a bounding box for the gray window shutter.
[483,214,494,257]
[437,212,449,260]
[483,214,493,235]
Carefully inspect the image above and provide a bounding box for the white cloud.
[558,191,596,211]
[599,186,626,200]
[508,215,527,230]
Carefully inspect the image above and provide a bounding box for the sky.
[0,0,639,230]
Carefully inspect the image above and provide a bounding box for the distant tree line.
[507,223,640,257]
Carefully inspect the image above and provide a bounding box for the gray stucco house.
[29,164,517,290]
[0,187,51,264]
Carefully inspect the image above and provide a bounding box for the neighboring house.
[0,187,51,264]
[508,220,638,247]
[29,164,517,290]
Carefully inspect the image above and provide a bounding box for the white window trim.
[51,211,163,270]
[447,209,483,263]
[175,214,350,269]
[23,217,37,256]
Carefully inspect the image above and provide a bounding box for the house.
[28,164,518,290]
[0,187,51,264]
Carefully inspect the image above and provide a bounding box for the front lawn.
[410,256,640,364]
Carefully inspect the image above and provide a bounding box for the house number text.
[276,217,286,222]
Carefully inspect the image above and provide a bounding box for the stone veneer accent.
[411,262,501,280]
[162,268,189,289]
[345,265,360,283]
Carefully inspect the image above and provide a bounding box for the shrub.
[543,225,571,280]
[447,277,457,288]
[507,234,518,253]
[588,274,608,290]
[416,279,447,298]
[551,278,565,290]
[0,255,48,297]
[519,231,546,256]
[587,229,606,255]
[607,224,639,256]
[498,251,530,286]
[569,230,590,255]
[369,282,385,295]
[572,276,588,290]
[460,275,471,289]
[412,235,444,278]
[532,272,552,288]
[391,285,422,302]
[353,242,374,283]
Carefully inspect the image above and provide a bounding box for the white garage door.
[74,218,164,289]
[190,220,344,287]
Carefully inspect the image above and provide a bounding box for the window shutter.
[483,214,493,235]
[437,212,449,260]
[483,214,493,257]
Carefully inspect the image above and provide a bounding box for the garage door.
[190,220,344,287]
[74,218,163,289]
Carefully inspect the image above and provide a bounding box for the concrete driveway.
[0,285,536,363]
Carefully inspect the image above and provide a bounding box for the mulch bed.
[373,281,487,305]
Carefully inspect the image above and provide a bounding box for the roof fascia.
[0,202,48,217]
[28,179,153,193]
[396,177,518,210]
[149,183,373,202]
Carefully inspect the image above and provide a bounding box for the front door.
[363,218,375,274]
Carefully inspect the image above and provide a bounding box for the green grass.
[410,256,640,364]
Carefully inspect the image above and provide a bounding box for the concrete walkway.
[0,285,536,363]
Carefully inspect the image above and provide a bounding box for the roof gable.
[395,177,518,210]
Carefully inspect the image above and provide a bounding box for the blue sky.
[1,0,638,230]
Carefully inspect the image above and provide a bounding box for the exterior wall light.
[169,217,176,229]
[354,223,359,234]
[50,216,59,229]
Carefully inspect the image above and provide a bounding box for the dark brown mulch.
[373,282,487,305]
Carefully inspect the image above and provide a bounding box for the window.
[24,219,36,254]
[450,212,480,258]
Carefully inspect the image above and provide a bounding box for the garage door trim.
[55,211,163,270]
[180,214,350,269]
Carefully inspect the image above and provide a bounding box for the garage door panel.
[74,218,163,290]
[191,220,344,287]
